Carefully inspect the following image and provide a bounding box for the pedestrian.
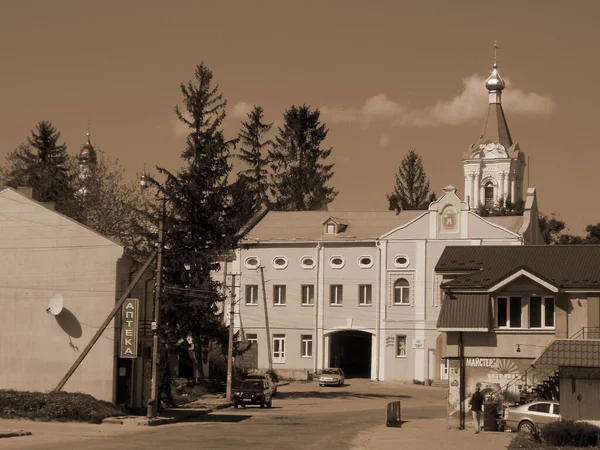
[469,385,484,433]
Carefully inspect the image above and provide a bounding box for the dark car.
[233,379,273,408]
[246,373,277,396]
[505,400,560,433]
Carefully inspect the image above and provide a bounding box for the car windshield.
[241,380,263,390]
[322,369,339,374]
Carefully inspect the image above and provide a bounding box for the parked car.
[319,368,345,386]
[505,400,560,433]
[233,379,273,408]
[246,373,277,396]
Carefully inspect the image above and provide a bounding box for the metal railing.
[569,327,600,340]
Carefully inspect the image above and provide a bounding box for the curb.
[0,430,33,439]
[145,402,232,427]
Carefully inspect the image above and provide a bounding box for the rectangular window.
[396,335,407,357]
[359,284,372,306]
[273,285,286,306]
[498,296,523,328]
[301,335,313,358]
[545,298,555,328]
[245,285,259,305]
[330,284,343,305]
[301,284,315,306]
[273,334,286,363]
[509,297,522,328]
[530,296,542,328]
[246,333,257,344]
[497,297,508,327]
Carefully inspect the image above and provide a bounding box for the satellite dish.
[47,294,64,316]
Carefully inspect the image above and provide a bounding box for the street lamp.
[141,170,166,419]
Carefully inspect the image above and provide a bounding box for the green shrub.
[541,420,600,447]
[0,390,122,423]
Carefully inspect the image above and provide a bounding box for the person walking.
[469,385,484,433]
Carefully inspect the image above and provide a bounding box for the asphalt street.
[2,380,448,450]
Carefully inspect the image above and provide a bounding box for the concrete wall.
[0,189,123,402]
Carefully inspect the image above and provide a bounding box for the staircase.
[500,327,600,405]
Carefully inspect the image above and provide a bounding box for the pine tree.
[387,150,435,212]
[269,105,337,211]
[2,121,74,212]
[236,105,272,207]
[152,63,237,382]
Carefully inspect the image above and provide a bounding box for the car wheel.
[518,421,536,435]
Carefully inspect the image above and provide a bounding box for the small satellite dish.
[47,294,64,316]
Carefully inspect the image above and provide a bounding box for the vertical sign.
[120,298,139,358]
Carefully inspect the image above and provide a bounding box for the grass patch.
[0,389,122,424]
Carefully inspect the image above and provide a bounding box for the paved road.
[2,380,448,450]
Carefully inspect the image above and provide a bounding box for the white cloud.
[321,75,556,128]
[379,135,390,148]
[231,101,254,119]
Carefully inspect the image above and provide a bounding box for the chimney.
[17,186,39,200]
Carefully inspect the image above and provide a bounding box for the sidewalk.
[0,396,231,446]
[351,418,513,450]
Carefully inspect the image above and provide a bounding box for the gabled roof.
[436,246,600,290]
[485,215,525,234]
[437,293,490,332]
[241,210,425,242]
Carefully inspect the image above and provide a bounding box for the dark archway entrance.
[329,330,372,378]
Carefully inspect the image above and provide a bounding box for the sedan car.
[233,379,273,408]
[505,400,560,434]
[319,368,345,386]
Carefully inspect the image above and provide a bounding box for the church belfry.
[463,43,526,209]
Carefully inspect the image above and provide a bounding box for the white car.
[319,368,345,387]
[505,400,560,434]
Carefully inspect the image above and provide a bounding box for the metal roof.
[436,246,600,290]
[535,340,600,368]
[241,210,425,242]
[436,293,490,331]
[474,103,513,149]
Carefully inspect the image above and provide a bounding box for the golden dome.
[485,63,505,91]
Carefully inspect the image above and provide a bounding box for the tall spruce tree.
[153,63,237,381]
[231,106,272,228]
[269,105,337,211]
[387,150,435,212]
[2,121,74,213]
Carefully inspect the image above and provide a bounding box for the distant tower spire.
[493,40,499,67]
[485,41,506,104]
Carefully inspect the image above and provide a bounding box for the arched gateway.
[328,330,372,378]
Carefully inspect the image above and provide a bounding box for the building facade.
[0,187,124,402]
[436,246,600,429]
[225,61,543,382]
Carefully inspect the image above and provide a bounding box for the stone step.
[431,380,449,388]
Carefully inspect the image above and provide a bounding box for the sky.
[0,1,598,235]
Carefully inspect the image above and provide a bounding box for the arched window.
[394,278,410,305]
[485,182,494,208]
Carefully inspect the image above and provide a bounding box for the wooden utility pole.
[260,266,273,370]
[226,273,236,401]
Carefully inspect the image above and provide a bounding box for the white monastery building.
[225,61,544,382]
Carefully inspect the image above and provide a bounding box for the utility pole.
[147,196,165,418]
[260,266,272,370]
[226,273,236,401]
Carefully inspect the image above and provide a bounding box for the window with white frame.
[273,334,286,363]
[246,333,258,344]
[393,278,410,305]
[300,256,316,269]
[496,296,523,328]
[358,255,374,269]
[359,284,372,306]
[396,335,407,357]
[330,284,343,305]
[273,285,286,306]
[245,285,259,305]
[301,284,315,306]
[244,257,260,270]
[272,256,288,269]
[301,335,313,358]
[329,256,345,269]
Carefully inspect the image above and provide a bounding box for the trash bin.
[386,401,401,427]
[483,402,498,431]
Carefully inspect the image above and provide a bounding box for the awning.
[437,293,490,332]
[535,340,600,368]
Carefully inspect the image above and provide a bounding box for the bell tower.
[463,43,526,209]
